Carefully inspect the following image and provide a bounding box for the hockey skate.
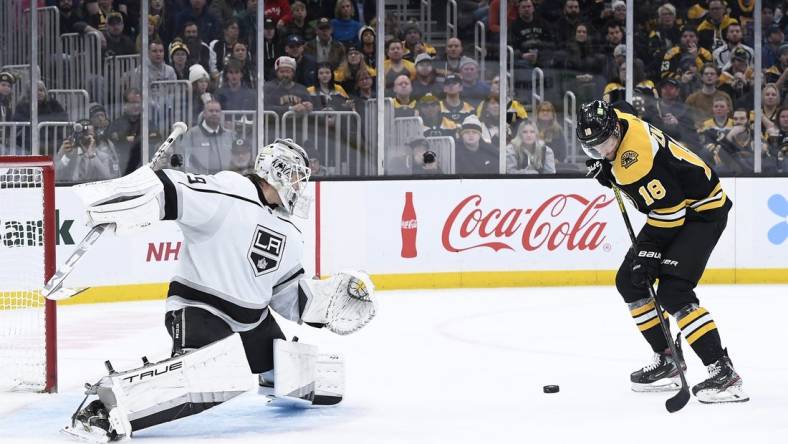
[692,351,749,404]
[631,336,686,392]
[62,380,132,443]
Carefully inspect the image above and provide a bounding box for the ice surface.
[1,285,786,444]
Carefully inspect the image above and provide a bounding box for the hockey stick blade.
[666,387,691,413]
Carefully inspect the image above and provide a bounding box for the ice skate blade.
[61,425,111,443]
[632,378,680,393]
[696,386,750,404]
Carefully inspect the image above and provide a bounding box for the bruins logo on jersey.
[621,150,639,169]
[248,225,286,276]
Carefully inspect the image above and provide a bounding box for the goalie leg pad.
[69,333,255,439]
[263,339,345,407]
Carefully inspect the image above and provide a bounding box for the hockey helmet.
[576,100,619,159]
[254,138,311,216]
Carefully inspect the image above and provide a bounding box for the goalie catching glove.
[299,271,377,335]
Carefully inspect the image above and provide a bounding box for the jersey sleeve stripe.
[156,170,179,220]
[648,208,686,221]
[652,200,690,214]
[646,217,685,228]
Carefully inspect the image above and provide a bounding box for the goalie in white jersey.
[63,139,376,442]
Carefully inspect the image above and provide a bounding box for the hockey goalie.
[62,138,377,442]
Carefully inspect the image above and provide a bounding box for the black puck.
[543,385,560,394]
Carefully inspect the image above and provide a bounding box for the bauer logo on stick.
[248,225,286,276]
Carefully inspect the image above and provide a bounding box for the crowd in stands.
[1,0,787,180]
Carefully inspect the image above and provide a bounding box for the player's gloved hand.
[631,242,662,287]
[586,159,613,188]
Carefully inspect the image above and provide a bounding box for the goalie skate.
[61,399,130,443]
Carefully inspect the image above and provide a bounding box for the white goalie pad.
[91,334,255,435]
[300,270,377,335]
[267,339,345,407]
[72,166,164,235]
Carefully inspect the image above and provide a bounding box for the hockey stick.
[43,122,189,301]
[611,186,691,413]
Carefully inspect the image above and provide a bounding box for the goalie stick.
[612,186,691,413]
[43,122,189,301]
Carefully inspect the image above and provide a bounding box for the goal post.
[0,155,57,393]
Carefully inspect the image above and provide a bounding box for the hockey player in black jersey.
[577,100,748,404]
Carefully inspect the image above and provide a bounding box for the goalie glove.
[299,271,377,335]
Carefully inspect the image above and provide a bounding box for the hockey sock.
[628,298,669,353]
[676,305,724,366]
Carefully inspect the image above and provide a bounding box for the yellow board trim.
[638,317,661,331]
[631,302,655,317]
[686,322,717,345]
[646,218,685,228]
[677,307,709,329]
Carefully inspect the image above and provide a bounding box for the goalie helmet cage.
[0,155,57,393]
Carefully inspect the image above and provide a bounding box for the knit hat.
[613,44,626,58]
[358,26,375,41]
[275,56,297,71]
[0,71,15,85]
[88,102,106,117]
[417,93,440,106]
[460,115,482,133]
[415,53,433,65]
[169,40,190,58]
[188,64,210,83]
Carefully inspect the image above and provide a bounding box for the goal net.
[0,156,57,392]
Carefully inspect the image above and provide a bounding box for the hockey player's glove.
[585,159,613,188]
[631,242,661,287]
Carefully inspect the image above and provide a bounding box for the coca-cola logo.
[402,219,417,229]
[442,194,613,253]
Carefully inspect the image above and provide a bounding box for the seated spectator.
[434,37,469,79]
[358,26,377,69]
[0,71,15,123]
[646,3,681,77]
[696,0,738,52]
[408,138,442,175]
[718,47,754,108]
[534,101,567,163]
[553,0,582,44]
[175,0,222,44]
[306,18,346,69]
[11,80,68,154]
[227,137,254,175]
[224,41,256,87]
[262,18,280,81]
[137,14,163,53]
[216,59,256,111]
[479,75,528,129]
[308,63,352,111]
[279,1,315,47]
[440,75,475,126]
[603,59,656,105]
[652,78,697,146]
[148,0,173,48]
[477,95,505,147]
[174,99,236,174]
[284,34,318,87]
[55,118,119,182]
[660,27,713,80]
[455,115,498,175]
[676,55,702,100]
[566,23,604,105]
[411,53,442,102]
[182,21,216,75]
[391,74,416,118]
[383,40,415,91]
[107,88,162,175]
[209,18,242,79]
[762,83,781,127]
[600,23,625,81]
[765,43,788,91]
[81,0,122,34]
[685,63,734,128]
[104,12,135,57]
[331,0,363,45]
[208,0,247,23]
[190,64,213,122]
[351,68,375,118]
[767,107,788,174]
[335,44,376,96]
[459,59,490,107]
[506,120,556,175]
[697,96,734,163]
[417,93,457,138]
[263,56,313,115]
[88,102,111,141]
[511,0,553,68]
[263,0,292,27]
[712,22,753,69]
[401,22,437,62]
[763,25,784,70]
[169,40,191,80]
[125,40,177,85]
[717,108,756,173]
[58,0,86,35]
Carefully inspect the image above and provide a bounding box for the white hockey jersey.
[155,169,305,331]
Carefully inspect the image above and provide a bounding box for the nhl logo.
[248,225,286,276]
[621,150,639,169]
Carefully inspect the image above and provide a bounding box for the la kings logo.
[248,225,286,276]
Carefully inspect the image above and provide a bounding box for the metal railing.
[506,46,514,94]
[0,122,30,155]
[49,89,90,123]
[221,110,280,148]
[104,55,140,120]
[563,91,579,163]
[419,0,433,45]
[531,67,544,112]
[61,32,102,92]
[426,136,456,174]
[150,80,193,136]
[281,110,365,176]
[446,0,458,40]
[474,21,487,80]
[38,121,74,157]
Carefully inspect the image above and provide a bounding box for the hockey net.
[0,156,57,392]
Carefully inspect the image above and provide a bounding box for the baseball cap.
[231,138,251,153]
[0,71,15,85]
[275,56,297,71]
[460,115,482,133]
[317,17,331,29]
[414,53,432,65]
[731,46,750,62]
[444,74,461,84]
[107,12,123,24]
[286,34,305,46]
[661,77,679,88]
[418,93,440,106]
[264,18,275,29]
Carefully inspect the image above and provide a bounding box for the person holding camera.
[408,138,440,175]
[55,119,119,183]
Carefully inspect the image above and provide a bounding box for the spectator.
[284,34,318,87]
[279,1,315,46]
[237,0,259,51]
[685,63,734,128]
[401,22,437,62]
[225,41,256,87]
[263,0,292,27]
[391,74,416,118]
[306,18,346,69]
[169,40,191,80]
[676,55,702,100]
[136,14,163,53]
[81,0,125,34]
[0,71,15,123]
[653,77,697,145]
[763,25,784,70]
[566,23,604,105]
[646,3,681,77]
[762,83,781,127]
[698,96,734,166]
[660,28,712,81]
[767,107,788,173]
[455,115,498,174]
[209,18,242,79]
[125,40,177,85]
[308,62,352,111]
[216,59,256,110]
[181,21,213,73]
[335,44,376,96]
[11,80,68,154]
[407,138,441,175]
[351,67,375,111]
[261,18,280,81]
[712,22,754,69]
[88,102,111,141]
[486,75,528,128]
[478,95,505,146]
[149,0,175,47]
[189,64,213,122]
[718,47,754,108]
[506,120,556,174]
[358,26,377,69]
[601,22,625,79]
[106,88,160,175]
[534,101,567,163]
[176,0,221,44]
[488,0,519,35]
[697,0,738,51]
[417,93,457,138]
[765,43,788,90]
[174,99,236,174]
[459,58,490,107]
[227,137,255,175]
[263,56,313,115]
[440,74,475,126]
[383,40,415,91]
[510,0,553,68]
[104,12,136,57]
[55,118,119,182]
[58,0,85,35]
[718,108,755,173]
[554,0,582,44]
[331,0,363,45]
[410,53,442,101]
[209,0,247,24]
[604,58,656,105]
[434,37,469,79]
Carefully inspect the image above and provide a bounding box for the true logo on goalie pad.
[248,225,286,276]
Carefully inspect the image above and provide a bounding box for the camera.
[69,121,92,149]
[423,150,436,164]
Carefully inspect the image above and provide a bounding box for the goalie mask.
[254,138,311,216]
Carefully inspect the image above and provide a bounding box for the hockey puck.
[543,385,560,394]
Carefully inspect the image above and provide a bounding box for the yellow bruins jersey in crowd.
[610,110,731,248]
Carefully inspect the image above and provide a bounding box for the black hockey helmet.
[576,100,619,159]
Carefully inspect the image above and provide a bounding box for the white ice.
[1,285,786,444]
